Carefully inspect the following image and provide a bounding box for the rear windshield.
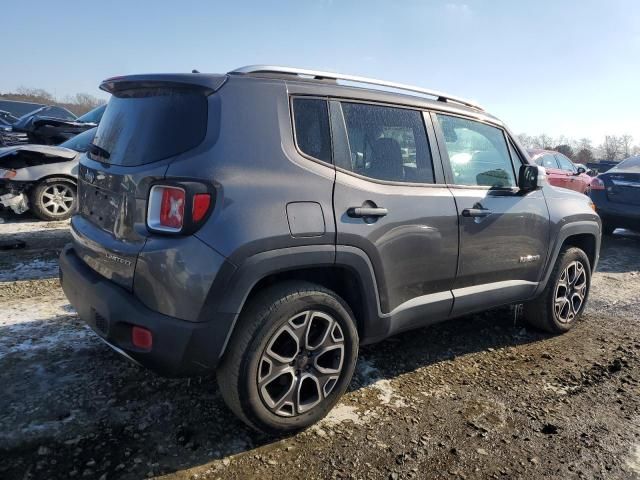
[90,88,207,166]
[612,156,640,172]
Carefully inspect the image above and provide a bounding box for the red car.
[527,149,592,194]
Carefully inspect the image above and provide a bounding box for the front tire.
[217,281,359,434]
[30,177,77,221]
[523,247,591,333]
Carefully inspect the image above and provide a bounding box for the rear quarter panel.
[164,76,337,266]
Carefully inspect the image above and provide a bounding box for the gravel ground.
[0,216,639,480]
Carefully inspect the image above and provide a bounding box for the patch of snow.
[356,357,408,408]
[1,296,74,326]
[0,295,92,359]
[628,444,640,475]
[0,218,69,235]
[0,258,59,282]
[321,404,365,426]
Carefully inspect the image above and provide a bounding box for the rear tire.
[217,281,359,435]
[523,247,591,333]
[30,177,77,221]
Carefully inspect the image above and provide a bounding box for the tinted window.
[556,154,576,172]
[59,127,97,152]
[613,156,640,172]
[340,103,434,183]
[292,98,331,163]
[436,114,516,187]
[91,88,207,166]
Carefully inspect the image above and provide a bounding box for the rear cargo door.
[72,82,214,290]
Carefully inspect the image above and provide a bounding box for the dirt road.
[1,217,639,480]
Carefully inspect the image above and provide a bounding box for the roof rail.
[229,65,484,111]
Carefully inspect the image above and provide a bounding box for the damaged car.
[0,110,28,147]
[0,127,96,220]
[11,104,105,145]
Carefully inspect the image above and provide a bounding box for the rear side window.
[91,88,208,166]
[340,103,434,183]
[292,98,331,163]
[436,114,516,188]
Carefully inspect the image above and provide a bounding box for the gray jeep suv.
[59,66,601,434]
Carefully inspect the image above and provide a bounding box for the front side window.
[556,154,576,173]
[436,114,516,188]
[340,103,434,183]
[292,98,331,163]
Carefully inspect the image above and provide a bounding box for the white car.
[0,127,95,220]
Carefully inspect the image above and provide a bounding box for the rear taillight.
[147,183,213,234]
[148,185,186,232]
[192,193,211,222]
[591,177,606,191]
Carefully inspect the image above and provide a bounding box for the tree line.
[0,87,105,116]
[517,133,639,164]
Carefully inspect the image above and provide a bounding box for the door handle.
[347,207,388,218]
[462,208,492,218]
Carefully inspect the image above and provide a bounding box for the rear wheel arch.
[210,245,384,361]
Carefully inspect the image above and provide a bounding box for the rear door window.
[90,88,208,166]
[436,114,516,188]
[339,102,434,183]
[292,98,332,163]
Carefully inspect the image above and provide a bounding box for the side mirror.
[576,167,586,174]
[519,164,545,192]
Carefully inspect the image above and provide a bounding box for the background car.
[11,104,105,145]
[0,127,96,220]
[528,148,592,194]
[590,155,640,234]
[0,110,28,146]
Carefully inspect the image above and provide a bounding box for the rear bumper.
[59,244,234,376]
[591,192,640,229]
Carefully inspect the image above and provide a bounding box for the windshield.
[612,156,640,172]
[59,127,97,152]
[91,88,207,166]
[76,104,106,124]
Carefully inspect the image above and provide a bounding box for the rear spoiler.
[100,73,228,95]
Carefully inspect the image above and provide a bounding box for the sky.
[3,0,640,144]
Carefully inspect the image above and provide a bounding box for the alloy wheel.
[554,260,587,323]
[257,310,345,417]
[41,184,74,216]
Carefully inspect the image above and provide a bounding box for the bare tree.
[575,148,595,164]
[553,144,574,159]
[517,133,534,148]
[533,134,554,149]
[620,134,633,158]
[63,93,104,111]
[601,135,622,161]
[577,137,593,151]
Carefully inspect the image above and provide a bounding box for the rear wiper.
[88,143,110,160]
